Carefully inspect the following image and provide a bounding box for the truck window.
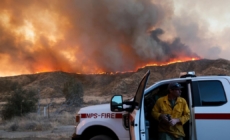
[144,84,168,116]
[192,81,227,106]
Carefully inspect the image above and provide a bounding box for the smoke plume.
[0,0,199,76]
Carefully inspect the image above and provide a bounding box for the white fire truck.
[72,70,230,140]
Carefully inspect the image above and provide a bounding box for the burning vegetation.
[0,0,200,76]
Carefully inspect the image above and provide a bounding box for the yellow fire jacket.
[151,95,190,138]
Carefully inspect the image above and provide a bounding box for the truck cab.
[111,70,230,140]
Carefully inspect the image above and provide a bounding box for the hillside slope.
[0,58,230,103]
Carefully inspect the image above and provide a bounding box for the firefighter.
[152,82,190,140]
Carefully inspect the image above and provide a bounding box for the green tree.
[1,88,38,120]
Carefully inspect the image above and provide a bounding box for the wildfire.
[145,57,198,67]
[72,57,200,75]
[0,1,201,77]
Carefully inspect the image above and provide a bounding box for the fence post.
[44,107,47,116]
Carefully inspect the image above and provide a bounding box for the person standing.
[152,82,190,140]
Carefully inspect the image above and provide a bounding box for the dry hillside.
[1,58,230,138]
[1,58,230,109]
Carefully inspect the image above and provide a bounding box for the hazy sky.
[169,0,230,59]
[0,0,229,76]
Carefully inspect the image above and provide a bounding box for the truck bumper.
[72,133,83,140]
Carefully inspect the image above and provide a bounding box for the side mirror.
[110,95,123,112]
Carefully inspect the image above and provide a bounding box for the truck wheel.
[90,135,113,140]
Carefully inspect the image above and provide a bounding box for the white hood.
[78,103,111,114]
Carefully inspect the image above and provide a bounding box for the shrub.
[0,80,19,93]
[63,78,83,106]
[9,122,19,131]
[1,88,38,120]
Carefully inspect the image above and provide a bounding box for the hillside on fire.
[0,58,230,105]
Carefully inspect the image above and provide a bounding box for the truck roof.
[145,75,230,94]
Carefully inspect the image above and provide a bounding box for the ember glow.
[144,57,199,67]
[0,0,201,76]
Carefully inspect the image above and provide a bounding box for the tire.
[90,135,113,140]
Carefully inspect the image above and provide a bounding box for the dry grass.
[83,95,111,104]
[83,94,133,105]
[0,95,133,132]
[0,110,78,132]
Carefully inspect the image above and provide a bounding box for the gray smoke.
[0,0,199,75]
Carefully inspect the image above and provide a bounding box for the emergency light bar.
[180,71,196,78]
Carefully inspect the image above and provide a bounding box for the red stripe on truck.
[195,113,230,119]
[81,114,87,118]
[80,113,123,119]
[115,113,122,118]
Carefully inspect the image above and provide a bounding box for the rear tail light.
[76,114,80,123]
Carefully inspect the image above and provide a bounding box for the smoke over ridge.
[0,0,199,76]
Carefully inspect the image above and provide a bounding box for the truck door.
[129,70,150,140]
[191,78,230,140]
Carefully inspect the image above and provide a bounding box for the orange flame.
[0,1,201,77]
[67,57,200,75]
[144,57,198,67]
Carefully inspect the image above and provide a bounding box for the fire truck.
[72,70,230,140]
